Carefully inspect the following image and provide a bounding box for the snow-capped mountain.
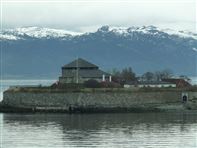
[0,26,196,40]
[0,26,82,40]
[97,25,197,39]
[0,25,196,79]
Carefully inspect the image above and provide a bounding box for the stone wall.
[2,90,191,112]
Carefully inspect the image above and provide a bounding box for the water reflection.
[1,112,197,148]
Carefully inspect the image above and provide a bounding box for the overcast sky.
[1,0,196,32]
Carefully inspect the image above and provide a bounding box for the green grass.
[5,86,197,93]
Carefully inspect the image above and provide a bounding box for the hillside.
[1,25,196,79]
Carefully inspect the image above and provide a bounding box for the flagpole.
[76,57,79,84]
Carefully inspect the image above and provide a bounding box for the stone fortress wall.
[2,90,197,112]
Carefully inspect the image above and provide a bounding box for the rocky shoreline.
[1,101,196,113]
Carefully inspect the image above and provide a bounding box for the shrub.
[51,82,83,89]
[84,79,101,88]
[100,81,122,88]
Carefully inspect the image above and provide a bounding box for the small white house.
[124,81,176,88]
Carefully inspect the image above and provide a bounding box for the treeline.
[110,67,136,84]
[109,67,173,83]
[141,69,173,81]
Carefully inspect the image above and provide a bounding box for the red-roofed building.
[162,78,191,88]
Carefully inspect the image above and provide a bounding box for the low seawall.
[2,89,197,112]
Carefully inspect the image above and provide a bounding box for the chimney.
[109,76,112,82]
[102,74,105,81]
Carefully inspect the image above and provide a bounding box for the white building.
[124,81,176,88]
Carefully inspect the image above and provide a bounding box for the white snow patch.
[192,48,197,52]
[163,28,197,39]
[14,27,82,38]
[108,26,159,36]
[107,25,197,39]
[0,34,20,40]
[109,26,128,33]
[2,27,83,40]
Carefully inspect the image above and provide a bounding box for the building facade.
[124,81,176,88]
[162,78,191,88]
[59,58,111,84]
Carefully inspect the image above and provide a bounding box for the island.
[1,58,197,113]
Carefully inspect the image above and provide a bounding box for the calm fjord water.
[0,113,197,148]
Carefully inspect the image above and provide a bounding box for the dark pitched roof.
[63,58,98,68]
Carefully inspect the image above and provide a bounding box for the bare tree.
[110,68,121,76]
[142,72,155,81]
[155,69,173,81]
[121,67,136,82]
[161,69,173,78]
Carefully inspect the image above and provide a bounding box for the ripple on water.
[0,113,197,148]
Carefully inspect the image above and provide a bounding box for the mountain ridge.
[1,25,196,40]
[1,25,196,79]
